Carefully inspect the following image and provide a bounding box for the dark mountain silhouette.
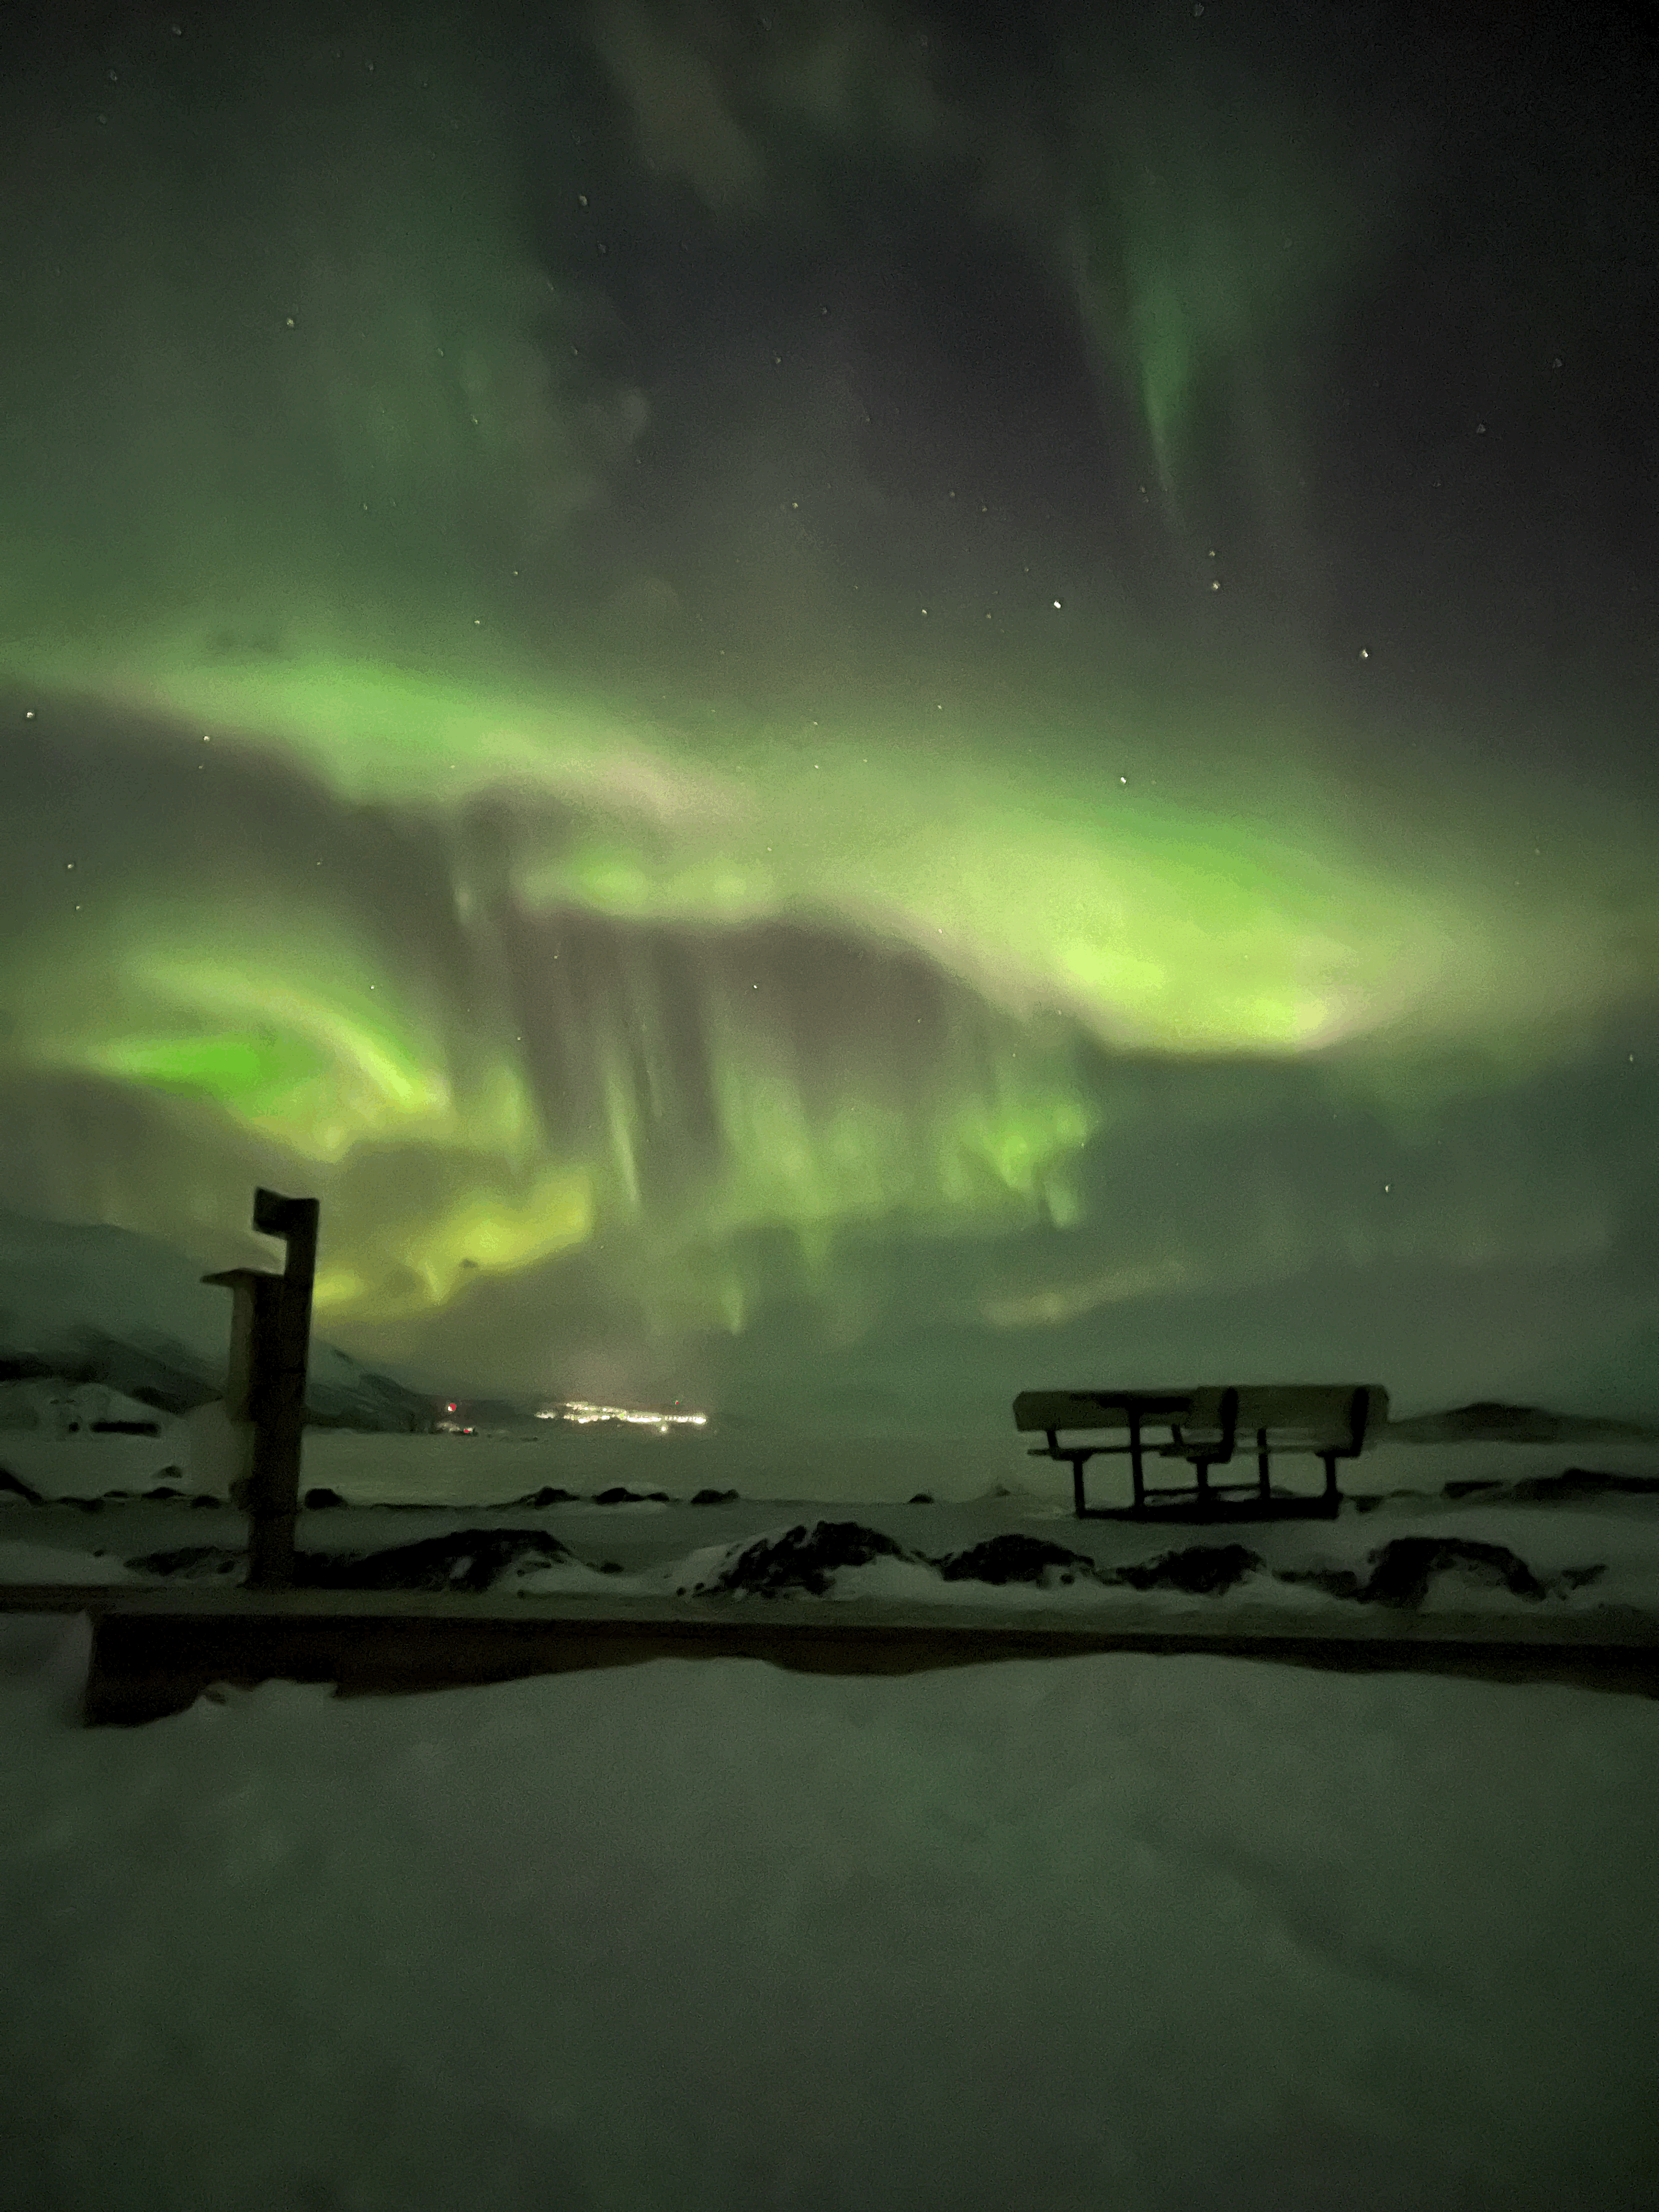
[1382,1401,1659,1445]
[0,1209,459,1432]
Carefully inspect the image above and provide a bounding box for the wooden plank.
[0,1582,1637,1723]
[0,1584,140,1612]
[10,1583,1655,1722]
[12,1579,1658,1639]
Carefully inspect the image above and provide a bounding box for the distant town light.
[535,1398,708,1431]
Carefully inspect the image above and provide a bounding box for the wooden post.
[202,1187,320,1592]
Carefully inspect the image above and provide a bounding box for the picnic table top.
[1015,1384,1385,1433]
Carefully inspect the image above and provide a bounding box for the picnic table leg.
[1070,1453,1087,1519]
[1322,1451,1339,1503]
[1128,1409,1146,1513]
[1257,1429,1271,1502]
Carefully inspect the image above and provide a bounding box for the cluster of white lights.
[536,1399,709,1435]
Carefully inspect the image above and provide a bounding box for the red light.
[445,1403,457,1414]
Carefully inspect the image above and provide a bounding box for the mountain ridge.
[0,1208,449,1432]
[1380,1400,1659,1445]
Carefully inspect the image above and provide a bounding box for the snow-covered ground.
[1,1587,1656,2210]
[3,1431,1658,2210]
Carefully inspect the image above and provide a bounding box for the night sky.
[2,0,1656,1433]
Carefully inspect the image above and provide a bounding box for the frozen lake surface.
[5,1434,1659,1627]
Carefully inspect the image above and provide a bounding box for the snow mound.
[0,1538,140,1584]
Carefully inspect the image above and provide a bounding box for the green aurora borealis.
[3,2,1656,1430]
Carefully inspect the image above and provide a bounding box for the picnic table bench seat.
[1012,1384,1388,1519]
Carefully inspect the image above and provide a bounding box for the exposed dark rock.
[1113,1543,1267,1596]
[700,1519,918,1599]
[935,1533,1102,1588]
[1556,1564,1610,1591]
[689,1488,740,1505]
[302,1487,347,1509]
[1436,1469,1659,1507]
[1362,1536,1549,1607]
[126,1545,243,1581]
[144,1483,183,1499]
[908,1493,934,1505]
[502,1486,580,1508]
[189,1493,221,1509]
[591,1486,671,1505]
[1511,1468,1659,1503]
[1277,1538,1605,1608]
[294,1528,575,1594]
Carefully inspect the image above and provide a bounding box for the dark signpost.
[203,1188,320,1590]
